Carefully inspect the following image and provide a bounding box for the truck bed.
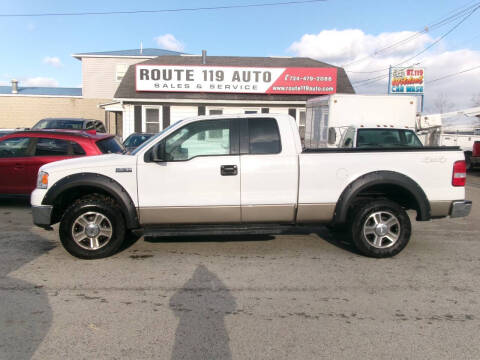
[302,146,460,153]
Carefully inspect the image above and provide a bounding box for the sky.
[0,0,479,113]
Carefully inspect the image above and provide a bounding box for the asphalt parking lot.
[1,173,479,360]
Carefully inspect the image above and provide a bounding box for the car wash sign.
[136,65,337,94]
[389,67,424,94]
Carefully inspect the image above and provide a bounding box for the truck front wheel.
[350,200,411,258]
[59,196,126,259]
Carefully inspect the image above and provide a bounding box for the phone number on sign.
[284,74,333,82]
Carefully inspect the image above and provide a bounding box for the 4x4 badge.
[115,168,132,173]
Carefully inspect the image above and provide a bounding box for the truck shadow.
[169,264,235,360]
[145,234,275,243]
[301,226,362,256]
[143,228,361,256]
[0,231,55,360]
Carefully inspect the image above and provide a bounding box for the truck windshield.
[356,129,423,148]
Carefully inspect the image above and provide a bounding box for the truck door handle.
[14,163,25,170]
[220,165,237,176]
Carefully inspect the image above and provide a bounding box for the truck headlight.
[36,171,49,189]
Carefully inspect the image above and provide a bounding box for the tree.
[433,92,454,114]
[471,93,480,107]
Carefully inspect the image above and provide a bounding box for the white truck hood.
[40,154,137,173]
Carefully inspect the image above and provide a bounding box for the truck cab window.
[163,119,231,161]
[248,118,281,154]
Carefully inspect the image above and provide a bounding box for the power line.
[350,5,479,87]
[0,0,327,17]
[427,64,480,84]
[343,1,480,70]
[348,3,480,75]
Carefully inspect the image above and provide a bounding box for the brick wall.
[0,96,110,129]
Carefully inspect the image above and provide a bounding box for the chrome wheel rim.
[363,211,400,249]
[71,212,113,251]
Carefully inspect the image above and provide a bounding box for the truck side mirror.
[328,127,336,145]
[151,142,166,162]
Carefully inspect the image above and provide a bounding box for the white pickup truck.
[31,114,472,259]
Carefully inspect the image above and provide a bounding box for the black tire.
[59,196,126,259]
[349,199,411,258]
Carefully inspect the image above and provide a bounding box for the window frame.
[147,118,239,162]
[239,117,282,155]
[142,105,163,133]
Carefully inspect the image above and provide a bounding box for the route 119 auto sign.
[135,65,337,95]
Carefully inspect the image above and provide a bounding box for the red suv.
[0,130,125,196]
[472,140,480,170]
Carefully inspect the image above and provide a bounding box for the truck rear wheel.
[59,196,126,259]
[350,199,411,258]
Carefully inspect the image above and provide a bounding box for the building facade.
[73,48,185,99]
[0,49,354,138]
[112,54,354,139]
[0,86,109,129]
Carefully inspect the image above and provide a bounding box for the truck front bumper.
[32,205,53,228]
[450,200,472,218]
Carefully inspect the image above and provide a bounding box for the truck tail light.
[452,160,466,187]
[473,141,480,157]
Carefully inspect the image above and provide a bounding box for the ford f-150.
[31,114,472,259]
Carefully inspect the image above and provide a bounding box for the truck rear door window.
[248,118,281,154]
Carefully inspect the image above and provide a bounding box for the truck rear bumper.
[450,200,472,218]
[32,205,53,228]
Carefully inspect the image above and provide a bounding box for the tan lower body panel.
[296,203,335,223]
[139,203,336,225]
[139,206,240,225]
[430,201,452,217]
[241,204,295,223]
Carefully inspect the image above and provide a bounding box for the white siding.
[170,106,198,124]
[82,57,146,99]
[269,107,290,115]
[122,105,135,139]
